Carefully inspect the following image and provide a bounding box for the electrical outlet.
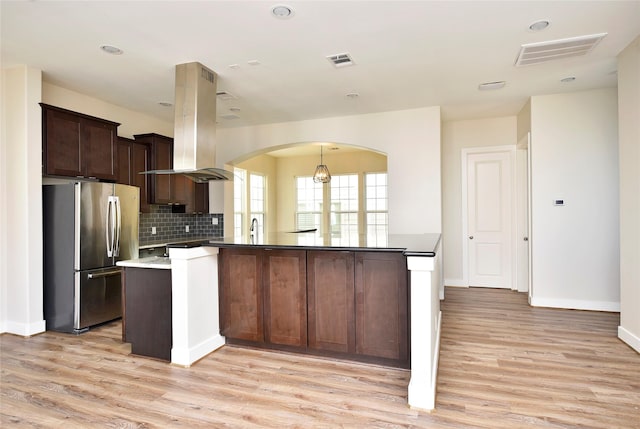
[151,226,156,235]
[212,217,218,225]
[185,225,189,233]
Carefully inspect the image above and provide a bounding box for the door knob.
[469,236,474,239]
[524,237,529,241]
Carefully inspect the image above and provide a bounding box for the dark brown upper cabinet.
[41,103,119,181]
[133,133,208,213]
[116,137,151,213]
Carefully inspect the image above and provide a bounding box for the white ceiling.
[2,1,639,130]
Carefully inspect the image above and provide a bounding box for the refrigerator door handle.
[88,269,122,279]
[114,196,121,257]
[106,196,118,258]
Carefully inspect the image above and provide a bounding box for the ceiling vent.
[216,90,237,100]
[515,33,607,66]
[327,53,355,68]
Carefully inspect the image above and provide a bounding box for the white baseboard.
[530,297,620,312]
[444,278,467,287]
[172,334,226,367]
[2,319,46,336]
[618,326,640,353]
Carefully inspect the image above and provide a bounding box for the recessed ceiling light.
[529,20,550,32]
[229,64,240,69]
[247,60,261,66]
[478,81,506,90]
[100,45,123,55]
[560,76,576,83]
[158,101,172,107]
[271,4,294,19]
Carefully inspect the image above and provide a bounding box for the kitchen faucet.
[250,218,258,240]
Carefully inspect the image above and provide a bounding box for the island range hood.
[142,62,234,182]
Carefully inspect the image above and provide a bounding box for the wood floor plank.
[2,287,638,428]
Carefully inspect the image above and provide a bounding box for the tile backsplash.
[139,205,223,247]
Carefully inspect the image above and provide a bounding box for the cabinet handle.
[469,236,474,239]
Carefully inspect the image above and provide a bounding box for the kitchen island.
[120,232,442,411]
[164,232,443,411]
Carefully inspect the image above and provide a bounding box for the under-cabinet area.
[218,247,409,368]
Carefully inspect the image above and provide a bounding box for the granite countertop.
[139,237,215,250]
[166,233,441,256]
[117,256,171,269]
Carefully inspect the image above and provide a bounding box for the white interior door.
[516,136,530,293]
[466,151,512,288]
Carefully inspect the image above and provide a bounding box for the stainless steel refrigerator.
[43,181,139,333]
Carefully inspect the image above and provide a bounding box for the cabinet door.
[130,142,150,213]
[116,137,132,185]
[43,108,83,177]
[219,248,264,343]
[173,174,192,206]
[193,183,209,214]
[82,118,118,180]
[124,268,172,361]
[152,137,173,204]
[354,252,409,365]
[307,251,355,354]
[263,249,307,349]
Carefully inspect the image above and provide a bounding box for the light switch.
[151,226,157,235]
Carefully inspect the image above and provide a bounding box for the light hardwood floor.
[2,287,638,428]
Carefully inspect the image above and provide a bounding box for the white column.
[407,253,442,411]
[169,246,225,366]
[1,66,45,335]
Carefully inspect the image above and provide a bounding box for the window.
[295,177,323,232]
[365,172,388,246]
[233,168,266,242]
[330,174,359,246]
[295,172,388,246]
[249,173,266,243]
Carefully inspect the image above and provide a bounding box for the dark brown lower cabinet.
[123,268,172,361]
[355,252,409,365]
[263,249,307,350]
[307,251,355,354]
[219,248,264,343]
[219,247,409,368]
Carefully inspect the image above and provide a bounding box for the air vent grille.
[327,53,355,68]
[515,33,607,66]
[200,67,215,84]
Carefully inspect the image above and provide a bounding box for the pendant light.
[313,146,331,183]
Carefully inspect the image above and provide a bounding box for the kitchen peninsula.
[122,232,443,411]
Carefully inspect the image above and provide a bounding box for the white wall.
[217,107,442,235]
[0,66,45,335]
[617,36,640,352]
[530,88,620,311]
[441,116,517,286]
[43,83,174,138]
